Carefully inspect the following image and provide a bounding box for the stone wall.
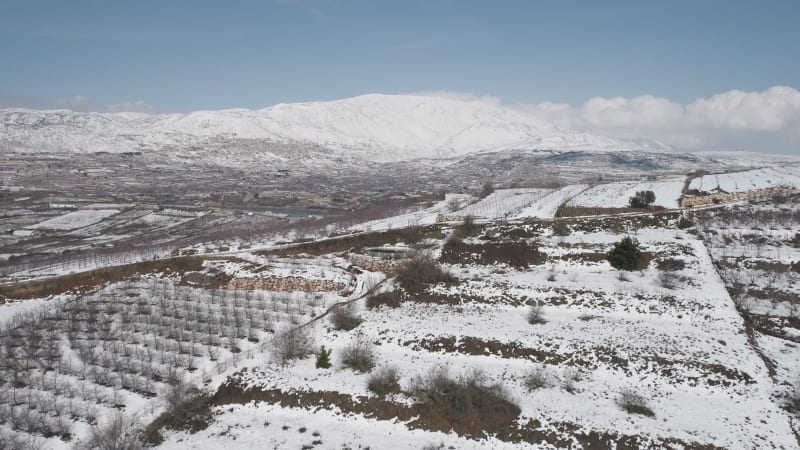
[228,276,345,292]
[681,185,793,208]
[348,254,401,274]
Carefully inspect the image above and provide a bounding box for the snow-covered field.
[28,209,119,231]
[567,177,686,209]
[689,165,800,194]
[514,184,589,218]
[2,190,799,449]
[349,200,449,232]
[456,188,556,219]
[155,220,797,449]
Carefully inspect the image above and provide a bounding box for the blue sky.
[1,0,798,111]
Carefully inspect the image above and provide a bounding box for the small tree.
[607,236,644,271]
[479,181,495,198]
[629,190,656,208]
[315,345,332,369]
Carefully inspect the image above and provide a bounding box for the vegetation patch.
[210,372,723,449]
[259,225,445,257]
[607,237,647,271]
[395,253,457,292]
[440,238,545,268]
[408,366,520,437]
[366,290,403,309]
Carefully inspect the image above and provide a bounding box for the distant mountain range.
[0,94,668,162]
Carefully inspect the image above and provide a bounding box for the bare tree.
[78,411,143,450]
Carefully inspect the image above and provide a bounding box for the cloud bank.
[515,86,800,153]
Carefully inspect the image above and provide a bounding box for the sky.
[0,0,799,153]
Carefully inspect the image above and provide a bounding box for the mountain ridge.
[0,93,666,161]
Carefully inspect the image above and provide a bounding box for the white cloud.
[55,95,92,111]
[411,91,502,107]
[511,86,800,153]
[52,95,156,113]
[106,100,156,114]
[687,86,800,130]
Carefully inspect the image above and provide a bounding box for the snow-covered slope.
[0,94,660,161]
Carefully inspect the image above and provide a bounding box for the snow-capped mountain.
[0,94,664,161]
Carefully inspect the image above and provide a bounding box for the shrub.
[787,380,800,413]
[395,252,456,292]
[409,366,520,436]
[677,216,694,229]
[552,221,570,237]
[659,271,680,290]
[315,345,332,369]
[453,215,482,238]
[479,181,495,198]
[162,375,200,412]
[272,327,314,364]
[527,302,546,325]
[340,335,376,373]
[82,412,143,450]
[330,304,362,331]
[0,429,43,450]
[618,389,655,417]
[607,236,644,271]
[366,290,402,309]
[629,190,656,208]
[367,366,401,395]
[523,366,549,391]
[561,367,584,393]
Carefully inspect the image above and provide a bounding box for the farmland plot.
[689,165,800,194]
[28,209,120,231]
[0,256,367,448]
[514,184,589,218]
[695,195,800,437]
[567,177,686,209]
[456,188,555,219]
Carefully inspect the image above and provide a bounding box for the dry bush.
[659,271,681,290]
[395,252,456,292]
[408,366,520,436]
[618,389,655,417]
[552,221,571,237]
[0,429,43,450]
[340,335,376,373]
[367,366,401,396]
[80,412,143,450]
[366,290,402,309]
[527,302,547,325]
[330,304,363,331]
[561,367,585,393]
[786,379,800,412]
[453,215,482,239]
[523,366,549,391]
[162,376,200,412]
[272,327,314,364]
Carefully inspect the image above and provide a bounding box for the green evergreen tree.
[629,190,656,208]
[315,345,332,369]
[607,236,644,271]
